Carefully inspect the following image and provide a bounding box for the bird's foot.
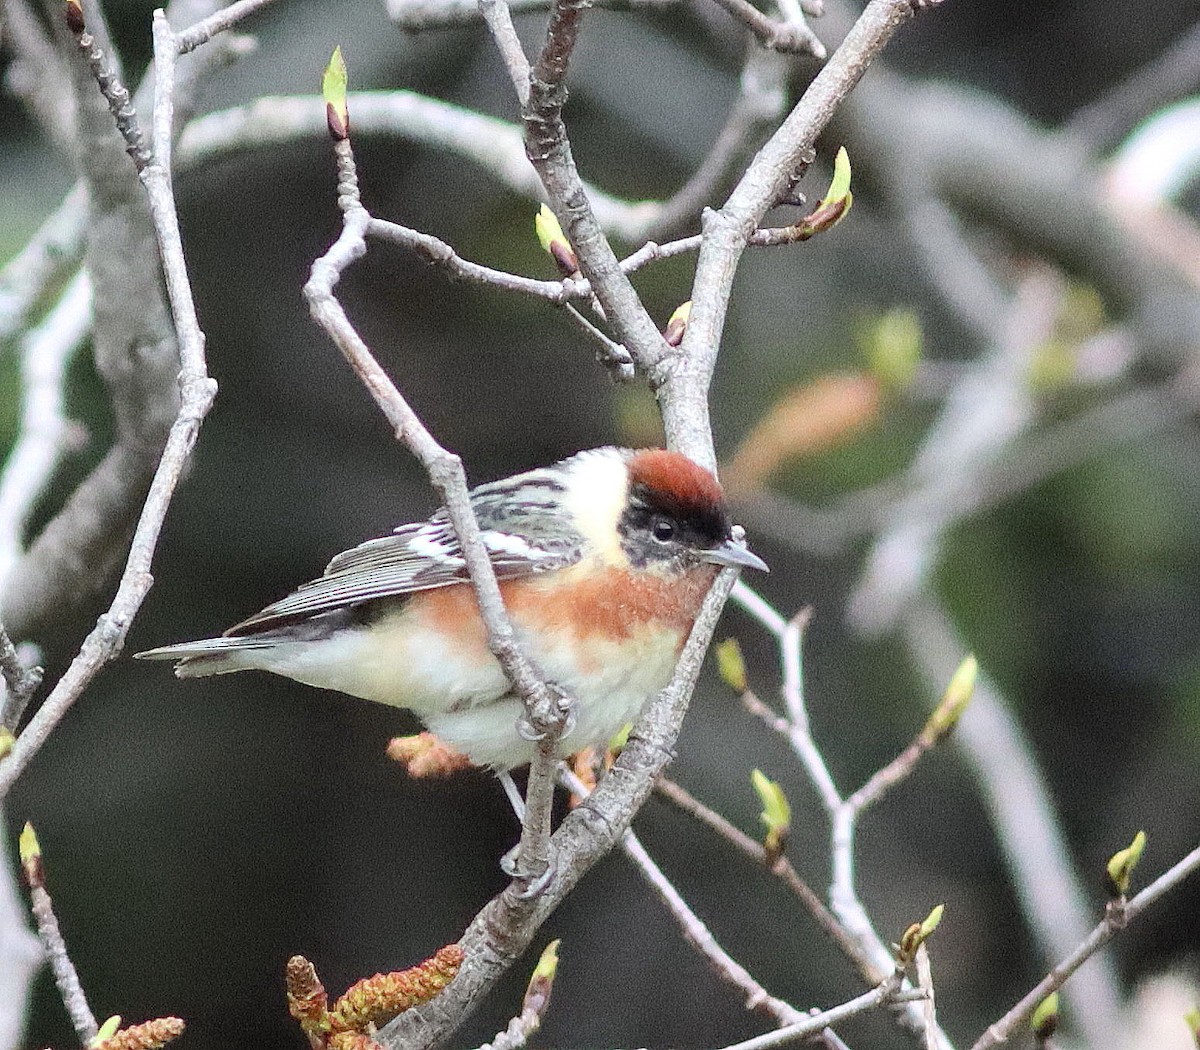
[516,682,576,742]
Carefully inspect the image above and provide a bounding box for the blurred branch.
[650,45,790,234]
[847,267,1058,634]
[0,0,189,641]
[1067,21,1200,153]
[0,273,91,596]
[175,91,665,240]
[972,839,1200,1049]
[0,184,86,349]
[0,0,76,152]
[812,255,1124,1044]
[816,0,1200,363]
[172,60,817,247]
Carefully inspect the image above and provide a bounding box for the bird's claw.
[516,682,576,742]
[516,716,546,742]
[499,842,519,876]
[499,845,556,898]
[514,860,556,899]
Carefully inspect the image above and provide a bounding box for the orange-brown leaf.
[722,372,881,494]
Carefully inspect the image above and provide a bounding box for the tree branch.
[0,3,221,799]
[971,840,1200,1049]
[377,566,741,1050]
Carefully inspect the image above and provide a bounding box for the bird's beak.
[701,539,769,573]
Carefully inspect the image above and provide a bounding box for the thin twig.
[718,977,915,1050]
[20,827,98,1044]
[567,767,859,1050]
[478,0,532,106]
[0,821,42,1050]
[915,946,938,1050]
[971,840,1200,1049]
[173,0,282,53]
[906,598,1123,1044]
[845,724,937,815]
[621,825,804,1025]
[561,302,635,377]
[472,944,558,1050]
[367,217,577,300]
[388,0,677,29]
[558,768,804,1026]
[705,0,826,56]
[729,585,957,1049]
[377,566,742,1050]
[303,128,565,891]
[655,776,884,984]
[0,4,219,802]
[66,9,151,170]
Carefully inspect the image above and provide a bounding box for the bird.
[136,446,767,774]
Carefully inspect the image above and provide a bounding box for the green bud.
[921,654,977,745]
[91,1016,122,1046]
[1106,830,1147,897]
[867,308,923,391]
[751,769,790,860]
[715,638,747,693]
[1031,993,1059,1040]
[322,47,349,140]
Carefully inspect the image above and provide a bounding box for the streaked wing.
[227,508,578,636]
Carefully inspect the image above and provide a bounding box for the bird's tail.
[134,636,278,678]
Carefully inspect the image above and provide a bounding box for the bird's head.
[560,447,768,576]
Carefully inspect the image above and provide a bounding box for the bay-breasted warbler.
[137,447,767,770]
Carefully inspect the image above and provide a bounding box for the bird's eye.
[651,518,676,542]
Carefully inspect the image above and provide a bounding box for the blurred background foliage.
[2,0,1200,1048]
